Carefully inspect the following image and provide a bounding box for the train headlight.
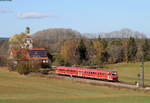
[45,60,48,63]
[43,60,46,63]
[43,60,48,63]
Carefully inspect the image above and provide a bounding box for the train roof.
[28,48,46,51]
[10,48,48,60]
[56,66,117,73]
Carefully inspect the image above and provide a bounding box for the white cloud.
[17,12,56,19]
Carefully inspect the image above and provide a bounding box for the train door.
[78,71,82,76]
[107,73,112,80]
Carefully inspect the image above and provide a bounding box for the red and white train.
[55,66,118,81]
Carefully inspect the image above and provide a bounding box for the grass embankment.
[0,66,150,103]
[107,62,150,85]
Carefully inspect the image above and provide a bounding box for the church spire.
[25,27,30,34]
[24,27,33,49]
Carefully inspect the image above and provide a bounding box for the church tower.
[24,27,33,49]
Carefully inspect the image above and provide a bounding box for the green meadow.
[0,62,150,103]
[107,62,150,85]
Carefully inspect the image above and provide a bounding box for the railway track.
[47,73,150,91]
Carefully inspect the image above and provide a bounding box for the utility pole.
[140,51,144,88]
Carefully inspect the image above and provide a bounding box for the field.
[107,62,150,85]
[0,62,150,103]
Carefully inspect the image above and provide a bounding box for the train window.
[112,72,117,76]
[101,73,105,75]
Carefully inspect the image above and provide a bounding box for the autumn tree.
[60,40,80,65]
[53,54,65,66]
[108,45,124,63]
[92,38,109,65]
[9,33,28,48]
[107,39,124,63]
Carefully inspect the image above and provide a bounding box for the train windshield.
[112,71,117,76]
[29,50,47,57]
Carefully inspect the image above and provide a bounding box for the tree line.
[0,28,150,67]
[52,37,150,66]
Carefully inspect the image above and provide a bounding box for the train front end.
[28,48,51,68]
[109,71,118,81]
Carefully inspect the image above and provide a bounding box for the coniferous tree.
[100,39,109,63]
[126,37,137,62]
[77,39,87,64]
[141,39,150,61]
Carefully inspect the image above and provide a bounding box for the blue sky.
[0,0,150,37]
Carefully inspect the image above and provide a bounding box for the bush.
[30,61,41,72]
[52,54,65,66]
[16,61,40,75]
[0,55,7,66]
[7,59,17,71]
[16,62,30,75]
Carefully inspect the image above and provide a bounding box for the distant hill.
[83,29,146,38]
[33,28,82,40]
[32,28,147,52]
[32,28,82,52]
